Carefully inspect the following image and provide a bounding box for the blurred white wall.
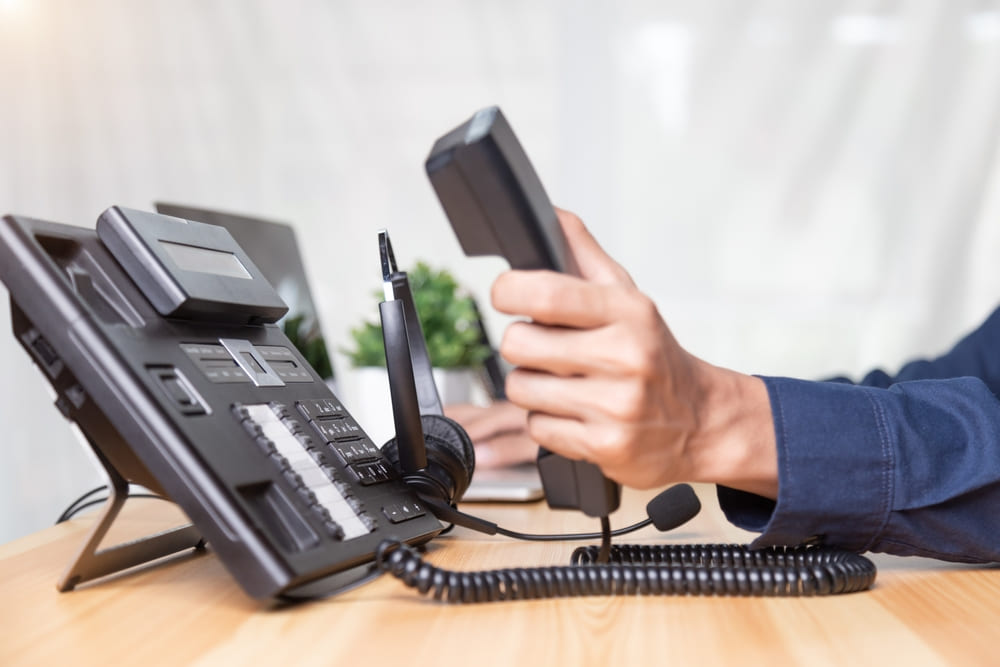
[1,0,999,543]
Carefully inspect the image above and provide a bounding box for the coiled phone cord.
[375,540,876,602]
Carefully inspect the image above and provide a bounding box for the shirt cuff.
[717,376,893,552]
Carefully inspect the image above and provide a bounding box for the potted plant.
[282,313,334,382]
[341,262,491,443]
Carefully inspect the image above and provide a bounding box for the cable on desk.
[595,516,612,564]
[493,517,652,541]
[375,540,876,602]
[55,484,170,524]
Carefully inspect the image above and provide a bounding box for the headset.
[372,230,877,602]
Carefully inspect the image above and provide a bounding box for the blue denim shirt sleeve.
[717,306,1000,562]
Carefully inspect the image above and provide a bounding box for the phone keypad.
[295,398,346,420]
[233,402,377,540]
[350,460,394,486]
[311,417,364,441]
[295,402,396,487]
[324,439,376,465]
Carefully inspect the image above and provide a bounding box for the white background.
[1,0,999,543]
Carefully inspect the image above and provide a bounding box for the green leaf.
[341,262,490,369]
[283,313,335,379]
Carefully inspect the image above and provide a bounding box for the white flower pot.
[339,366,484,447]
[432,367,479,406]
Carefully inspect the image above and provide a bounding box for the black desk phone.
[0,206,443,600]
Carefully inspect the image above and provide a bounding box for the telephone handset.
[0,206,443,600]
[425,106,622,519]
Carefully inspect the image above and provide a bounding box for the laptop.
[153,202,541,503]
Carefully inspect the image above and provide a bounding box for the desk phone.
[0,207,442,600]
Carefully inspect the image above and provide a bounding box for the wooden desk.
[1,484,998,666]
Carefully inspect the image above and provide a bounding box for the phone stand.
[57,428,204,592]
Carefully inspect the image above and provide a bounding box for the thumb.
[556,208,634,286]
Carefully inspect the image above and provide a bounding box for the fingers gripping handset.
[426,106,621,518]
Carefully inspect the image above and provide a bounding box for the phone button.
[150,367,206,415]
[382,501,426,524]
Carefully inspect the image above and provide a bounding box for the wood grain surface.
[1,484,996,666]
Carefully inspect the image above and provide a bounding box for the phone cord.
[375,540,876,602]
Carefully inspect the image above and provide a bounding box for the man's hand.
[445,402,536,469]
[490,209,778,498]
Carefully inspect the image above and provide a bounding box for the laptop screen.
[153,202,334,381]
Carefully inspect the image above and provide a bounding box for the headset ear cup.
[420,415,475,471]
[381,415,475,504]
[381,437,402,468]
[420,415,475,500]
